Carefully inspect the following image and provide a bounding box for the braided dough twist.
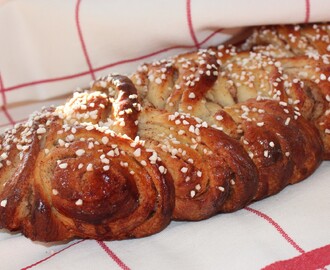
[0,23,327,242]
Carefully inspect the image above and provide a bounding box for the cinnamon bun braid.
[0,24,326,242]
[241,23,330,159]
[0,77,175,242]
[131,45,323,201]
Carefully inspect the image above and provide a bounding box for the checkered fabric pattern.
[0,0,330,269]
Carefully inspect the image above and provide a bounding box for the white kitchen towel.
[1,0,329,111]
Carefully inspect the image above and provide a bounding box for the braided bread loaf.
[0,23,327,242]
[242,23,330,159]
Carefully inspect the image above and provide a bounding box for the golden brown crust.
[242,23,330,159]
[0,80,175,242]
[0,23,327,242]
[138,108,258,218]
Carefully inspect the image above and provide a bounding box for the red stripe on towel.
[21,240,85,270]
[186,0,199,48]
[262,244,330,270]
[97,241,131,270]
[305,0,310,23]
[245,206,305,254]
[75,0,96,80]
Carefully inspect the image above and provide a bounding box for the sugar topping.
[0,199,7,207]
